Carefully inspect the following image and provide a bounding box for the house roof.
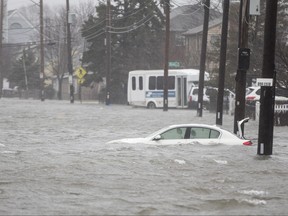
[6,9,39,44]
[183,17,222,35]
[170,4,222,32]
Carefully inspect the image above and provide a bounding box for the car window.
[190,127,220,139]
[206,88,217,96]
[192,89,198,95]
[255,89,261,95]
[246,88,253,95]
[160,127,187,139]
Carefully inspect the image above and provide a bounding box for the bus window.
[157,76,163,90]
[139,76,143,90]
[155,76,175,90]
[149,76,156,90]
[168,76,175,89]
[132,77,136,90]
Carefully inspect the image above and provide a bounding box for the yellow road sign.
[78,78,85,84]
[75,66,87,79]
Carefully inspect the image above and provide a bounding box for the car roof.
[161,124,223,131]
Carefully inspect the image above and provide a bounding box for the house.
[5,9,38,44]
[169,4,222,69]
[1,7,39,95]
[183,18,222,71]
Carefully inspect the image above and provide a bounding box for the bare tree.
[17,1,97,99]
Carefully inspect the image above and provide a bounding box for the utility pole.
[257,0,278,156]
[197,0,210,117]
[40,0,45,101]
[233,0,250,134]
[66,0,74,103]
[0,0,4,98]
[105,0,111,105]
[163,0,170,111]
[22,48,28,91]
[216,0,230,125]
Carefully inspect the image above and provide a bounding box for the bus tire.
[147,102,156,109]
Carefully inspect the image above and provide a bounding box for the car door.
[152,127,193,145]
[188,127,221,145]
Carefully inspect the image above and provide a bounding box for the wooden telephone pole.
[233,0,250,134]
[257,0,278,155]
[216,0,230,125]
[163,0,170,111]
[40,0,45,101]
[66,0,74,103]
[0,0,4,98]
[105,0,111,105]
[197,0,210,117]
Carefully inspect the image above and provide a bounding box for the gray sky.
[7,0,93,10]
[7,0,198,10]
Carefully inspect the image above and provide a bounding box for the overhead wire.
[83,1,160,40]
[108,15,155,34]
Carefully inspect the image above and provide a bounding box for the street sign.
[78,78,85,84]
[256,78,273,87]
[75,66,87,79]
[169,61,180,68]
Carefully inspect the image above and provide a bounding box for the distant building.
[169,3,222,70]
[183,18,222,71]
[5,9,38,44]
[1,2,39,93]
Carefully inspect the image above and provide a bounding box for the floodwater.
[0,98,288,215]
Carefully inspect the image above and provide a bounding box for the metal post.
[163,0,170,111]
[197,0,210,117]
[66,0,74,103]
[40,0,45,101]
[105,0,111,105]
[257,0,278,155]
[216,0,230,125]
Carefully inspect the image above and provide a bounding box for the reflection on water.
[0,99,288,215]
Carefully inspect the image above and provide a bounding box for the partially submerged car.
[188,86,235,110]
[108,122,252,146]
[246,86,288,102]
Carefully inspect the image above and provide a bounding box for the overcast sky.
[7,0,94,10]
[7,0,197,10]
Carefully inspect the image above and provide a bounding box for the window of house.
[10,23,22,29]
[175,33,185,46]
[210,35,220,46]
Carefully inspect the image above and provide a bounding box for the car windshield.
[192,89,199,95]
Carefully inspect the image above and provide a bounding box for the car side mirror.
[153,135,162,141]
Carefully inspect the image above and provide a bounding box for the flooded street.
[0,98,288,215]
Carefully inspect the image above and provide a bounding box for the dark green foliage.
[8,50,40,90]
[81,0,165,104]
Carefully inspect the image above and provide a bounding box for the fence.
[255,102,288,126]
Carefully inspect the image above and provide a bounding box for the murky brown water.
[1,99,288,215]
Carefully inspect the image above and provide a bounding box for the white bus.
[127,69,209,108]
